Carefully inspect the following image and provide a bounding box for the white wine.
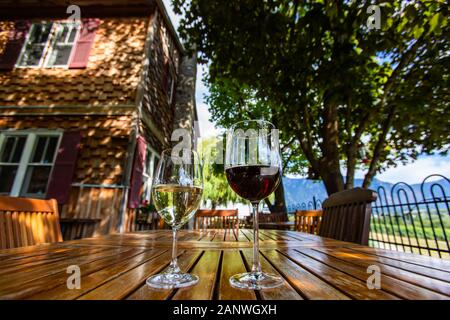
[152,184,203,229]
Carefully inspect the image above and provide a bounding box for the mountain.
[283,177,449,212]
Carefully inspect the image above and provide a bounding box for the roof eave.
[153,0,185,55]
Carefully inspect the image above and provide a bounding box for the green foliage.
[198,137,245,208]
[205,77,310,175]
[174,0,449,193]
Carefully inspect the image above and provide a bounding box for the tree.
[174,0,449,195]
[198,137,245,208]
[205,77,308,213]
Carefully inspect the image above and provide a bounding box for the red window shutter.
[128,136,147,209]
[0,21,31,70]
[46,131,82,204]
[69,18,100,69]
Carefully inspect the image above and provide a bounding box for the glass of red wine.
[225,120,283,289]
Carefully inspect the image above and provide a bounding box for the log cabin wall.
[0,17,149,107]
[0,0,192,240]
[0,1,190,239]
[0,113,135,239]
[139,7,182,153]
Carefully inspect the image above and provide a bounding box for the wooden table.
[0,229,449,300]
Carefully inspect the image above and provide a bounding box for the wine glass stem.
[169,228,181,273]
[251,202,262,273]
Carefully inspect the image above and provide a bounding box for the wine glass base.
[229,272,283,290]
[146,272,199,289]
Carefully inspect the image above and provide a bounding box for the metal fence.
[290,174,450,259]
[370,175,449,259]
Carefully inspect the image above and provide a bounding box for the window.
[141,148,160,202]
[0,131,61,198]
[166,70,175,104]
[16,22,79,68]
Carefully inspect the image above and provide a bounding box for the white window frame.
[43,22,80,68]
[0,130,62,197]
[142,146,160,202]
[15,21,80,69]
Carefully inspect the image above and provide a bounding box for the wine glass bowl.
[146,148,203,289]
[225,120,284,290]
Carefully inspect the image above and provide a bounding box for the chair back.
[194,209,239,231]
[258,212,288,223]
[318,188,377,245]
[0,196,63,249]
[295,210,322,234]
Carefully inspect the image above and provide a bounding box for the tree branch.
[362,34,425,188]
[345,111,370,189]
[363,105,396,187]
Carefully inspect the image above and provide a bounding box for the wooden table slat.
[296,248,449,300]
[0,247,147,299]
[241,249,303,300]
[346,246,450,272]
[218,250,257,300]
[126,250,203,300]
[283,249,399,300]
[260,249,350,300]
[29,248,169,300]
[172,250,221,300]
[78,250,174,300]
[0,247,133,289]
[314,246,450,296]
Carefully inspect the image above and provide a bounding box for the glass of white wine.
[146,148,203,289]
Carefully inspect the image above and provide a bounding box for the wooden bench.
[0,196,62,249]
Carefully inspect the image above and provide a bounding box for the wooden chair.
[194,209,239,232]
[295,210,322,234]
[259,212,288,223]
[0,196,63,249]
[245,212,289,229]
[318,187,377,245]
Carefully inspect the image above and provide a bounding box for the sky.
[162,0,449,185]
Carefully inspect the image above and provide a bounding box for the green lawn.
[369,211,450,259]
[371,212,450,241]
[369,233,449,259]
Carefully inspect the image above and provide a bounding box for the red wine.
[225,165,281,202]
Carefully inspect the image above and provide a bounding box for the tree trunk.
[345,143,357,189]
[320,168,345,195]
[320,92,345,195]
[264,182,287,213]
[363,105,396,188]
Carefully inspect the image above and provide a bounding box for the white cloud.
[375,155,450,184]
[289,155,449,184]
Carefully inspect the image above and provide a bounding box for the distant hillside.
[283,177,449,212]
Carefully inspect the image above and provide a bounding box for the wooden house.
[0,0,198,239]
